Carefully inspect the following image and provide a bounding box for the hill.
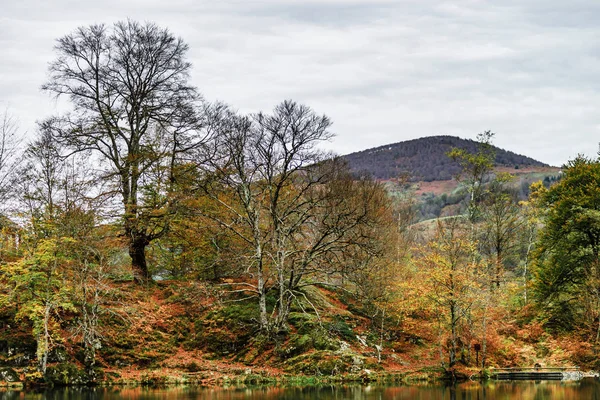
[343,135,548,182]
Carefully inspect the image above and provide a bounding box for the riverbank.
[0,359,451,388]
[2,366,597,390]
[7,359,595,388]
[0,368,460,389]
[1,281,596,388]
[7,379,600,400]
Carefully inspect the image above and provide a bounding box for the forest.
[0,20,599,387]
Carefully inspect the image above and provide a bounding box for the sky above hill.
[1,0,599,166]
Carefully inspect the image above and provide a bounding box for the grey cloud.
[235,2,397,28]
[1,0,599,166]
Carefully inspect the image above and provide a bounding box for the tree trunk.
[481,309,488,369]
[123,173,152,284]
[378,306,386,363]
[129,235,150,283]
[258,271,269,332]
[82,291,98,374]
[274,292,293,333]
[255,241,269,332]
[449,302,457,367]
[523,225,535,304]
[38,303,52,374]
[495,252,502,288]
[274,243,290,332]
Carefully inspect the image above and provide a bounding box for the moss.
[288,312,318,334]
[195,303,260,356]
[325,316,355,342]
[112,335,136,350]
[136,350,170,368]
[291,334,313,352]
[202,328,243,355]
[140,373,173,386]
[363,360,384,371]
[282,351,361,375]
[276,334,313,359]
[276,326,340,361]
[207,303,260,324]
[44,362,90,386]
[480,369,492,380]
[238,373,277,386]
[102,371,121,384]
[313,330,340,351]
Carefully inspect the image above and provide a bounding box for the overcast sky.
[1,0,599,166]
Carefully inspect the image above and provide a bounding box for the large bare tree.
[199,101,389,333]
[42,20,207,282]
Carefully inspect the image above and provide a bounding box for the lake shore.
[1,363,454,388]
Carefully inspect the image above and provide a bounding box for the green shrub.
[325,316,355,342]
[45,362,89,386]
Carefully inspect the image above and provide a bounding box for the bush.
[45,362,89,386]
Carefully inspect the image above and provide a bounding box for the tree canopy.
[533,156,600,334]
[42,20,210,282]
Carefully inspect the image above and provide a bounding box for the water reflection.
[2,379,600,400]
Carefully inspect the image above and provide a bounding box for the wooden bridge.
[491,366,580,381]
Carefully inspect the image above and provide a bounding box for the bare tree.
[42,20,208,283]
[198,102,334,331]
[479,174,523,288]
[0,108,22,207]
[198,100,389,333]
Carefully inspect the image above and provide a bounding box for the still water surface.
[5,380,600,400]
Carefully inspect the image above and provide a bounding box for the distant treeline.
[417,172,561,221]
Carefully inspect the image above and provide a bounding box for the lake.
[5,379,600,400]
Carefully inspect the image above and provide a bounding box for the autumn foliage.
[0,19,595,386]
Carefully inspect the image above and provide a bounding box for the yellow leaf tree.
[419,218,484,368]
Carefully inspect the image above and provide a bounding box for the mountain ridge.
[342,135,549,182]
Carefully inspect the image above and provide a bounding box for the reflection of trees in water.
[8,380,600,400]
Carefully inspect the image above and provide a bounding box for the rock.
[350,355,364,373]
[356,335,368,347]
[338,341,350,352]
[6,352,32,367]
[48,347,69,363]
[0,367,19,382]
[361,369,373,381]
[562,371,584,381]
[2,343,36,367]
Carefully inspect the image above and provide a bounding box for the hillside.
[343,136,548,182]
[407,164,561,220]
[0,279,590,386]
